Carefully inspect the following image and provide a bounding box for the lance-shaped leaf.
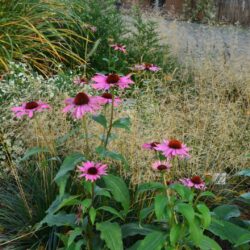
[103,174,130,214]
[96,222,123,250]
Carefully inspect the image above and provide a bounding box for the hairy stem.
[104,95,114,148]
[87,182,95,250]
[82,116,90,156]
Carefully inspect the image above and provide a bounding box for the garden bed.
[0,1,249,249]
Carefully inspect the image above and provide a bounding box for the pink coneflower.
[142,141,160,150]
[133,63,160,72]
[155,139,190,159]
[180,176,206,190]
[78,161,108,182]
[152,160,171,172]
[111,44,126,53]
[101,93,122,106]
[91,73,134,90]
[63,92,103,119]
[11,101,50,118]
[73,76,88,86]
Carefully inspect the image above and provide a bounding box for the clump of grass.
[0,0,88,75]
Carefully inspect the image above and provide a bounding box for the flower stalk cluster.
[143,138,206,190]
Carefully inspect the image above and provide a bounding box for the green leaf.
[234,233,250,247]
[54,153,85,197]
[199,235,222,250]
[199,191,216,198]
[137,231,166,250]
[139,206,154,221]
[170,183,194,202]
[208,218,250,244]
[175,203,195,224]
[83,181,92,195]
[154,194,168,220]
[136,182,165,199]
[95,186,111,198]
[54,195,80,213]
[20,146,49,161]
[170,224,181,246]
[56,233,69,246]
[92,114,107,128]
[235,169,250,177]
[40,212,76,227]
[89,207,96,225]
[87,38,101,59]
[103,174,130,214]
[189,221,203,246]
[112,117,131,131]
[197,203,211,228]
[96,222,123,250]
[98,206,124,220]
[213,205,241,220]
[121,223,159,238]
[54,153,85,182]
[240,192,250,200]
[95,146,129,170]
[45,194,80,215]
[127,240,142,250]
[68,228,82,247]
[81,199,92,213]
[74,240,85,250]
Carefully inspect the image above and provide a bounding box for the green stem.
[104,95,114,148]
[91,182,95,206]
[100,105,107,147]
[194,191,202,206]
[87,182,95,250]
[82,116,90,156]
[86,223,93,250]
[163,174,178,226]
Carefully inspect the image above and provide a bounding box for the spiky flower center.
[117,44,124,48]
[168,140,182,149]
[106,74,120,84]
[150,142,159,148]
[80,77,88,83]
[191,176,202,184]
[101,93,113,99]
[144,63,152,70]
[25,101,39,110]
[157,165,168,171]
[74,92,90,105]
[87,167,98,175]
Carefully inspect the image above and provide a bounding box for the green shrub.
[70,0,126,72]
[183,0,216,23]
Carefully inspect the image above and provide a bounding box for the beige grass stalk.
[0,130,32,218]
